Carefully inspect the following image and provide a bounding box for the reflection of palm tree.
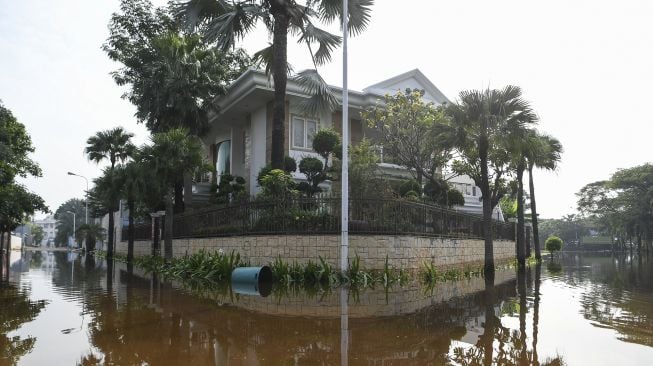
[0,283,47,363]
[532,263,542,365]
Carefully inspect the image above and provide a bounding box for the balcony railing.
[122,197,517,242]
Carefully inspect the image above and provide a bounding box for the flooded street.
[1,251,652,365]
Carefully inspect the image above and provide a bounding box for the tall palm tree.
[115,160,150,262]
[85,127,134,258]
[140,128,205,260]
[177,0,373,169]
[526,133,562,261]
[507,126,539,267]
[447,86,535,277]
[85,127,135,170]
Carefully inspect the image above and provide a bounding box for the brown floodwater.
[1,250,652,365]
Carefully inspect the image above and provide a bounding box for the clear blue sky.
[2,0,652,219]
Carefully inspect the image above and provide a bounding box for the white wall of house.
[249,106,267,193]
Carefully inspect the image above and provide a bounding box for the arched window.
[216,140,231,183]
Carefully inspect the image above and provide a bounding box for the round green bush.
[284,156,297,173]
[312,129,340,159]
[545,235,563,253]
[399,179,422,197]
[299,157,324,175]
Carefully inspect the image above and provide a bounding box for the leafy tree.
[298,157,325,196]
[311,129,341,170]
[364,89,452,186]
[0,102,47,249]
[30,225,44,246]
[104,0,250,135]
[259,169,296,198]
[0,102,42,185]
[54,198,86,247]
[499,196,518,220]
[139,129,205,260]
[114,160,152,261]
[85,127,134,258]
[0,184,48,250]
[545,235,563,257]
[75,223,106,253]
[446,86,535,277]
[526,132,563,260]
[177,0,373,169]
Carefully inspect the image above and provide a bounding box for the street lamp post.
[67,172,88,224]
[66,211,76,248]
[340,0,349,273]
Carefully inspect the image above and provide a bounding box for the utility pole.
[340,0,349,273]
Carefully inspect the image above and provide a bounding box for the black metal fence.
[121,197,516,241]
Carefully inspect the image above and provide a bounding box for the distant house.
[32,215,57,246]
[190,68,502,220]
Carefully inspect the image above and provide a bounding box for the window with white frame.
[292,116,318,149]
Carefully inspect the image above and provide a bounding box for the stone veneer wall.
[119,235,515,271]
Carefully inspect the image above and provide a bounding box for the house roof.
[363,69,451,105]
[213,68,451,118]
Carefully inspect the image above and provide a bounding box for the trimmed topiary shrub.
[545,235,563,259]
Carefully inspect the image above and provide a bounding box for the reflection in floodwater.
[0,251,652,365]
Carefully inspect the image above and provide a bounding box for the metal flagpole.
[340,0,349,272]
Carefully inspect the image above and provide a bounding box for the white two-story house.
[197,68,502,220]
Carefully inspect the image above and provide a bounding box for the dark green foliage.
[132,249,245,284]
[545,235,563,253]
[211,174,246,204]
[423,180,465,207]
[298,157,326,196]
[0,102,47,235]
[312,129,340,165]
[398,180,422,197]
[53,198,86,246]
[75,224,106,252]
[103,0,251,135]
[284,156,297,173]
[0,102,42,185]
[258,169,296,197]
[0,183,48,234]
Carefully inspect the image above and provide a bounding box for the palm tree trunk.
[174,181,184,213]
[164,187,174,261]
[479,136,495,280]
[183,173,193,212]
[107,210,114,259]
[270,7,289,169]
[0,231,4,252]
[516,165,526,267]
[127,198,135,263]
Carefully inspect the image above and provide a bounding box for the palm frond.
[174,0,230,28]
[299,22,342,66]
[317,0,373,35]
[203,2,262,50]
[294,69,339,115]
[253,44,293,76]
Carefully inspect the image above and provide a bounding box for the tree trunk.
[152,217,160,257]
[174,181,184,213]
[127,199,135,263]
[516,164,526,267]
[164,187,174,261]
[270,8,289,169]
[479,136,495,280]
[183,173,193,212]
[0,231,4,252]
[107,210,115,259]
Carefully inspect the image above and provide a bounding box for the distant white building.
[33,215,57,246]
